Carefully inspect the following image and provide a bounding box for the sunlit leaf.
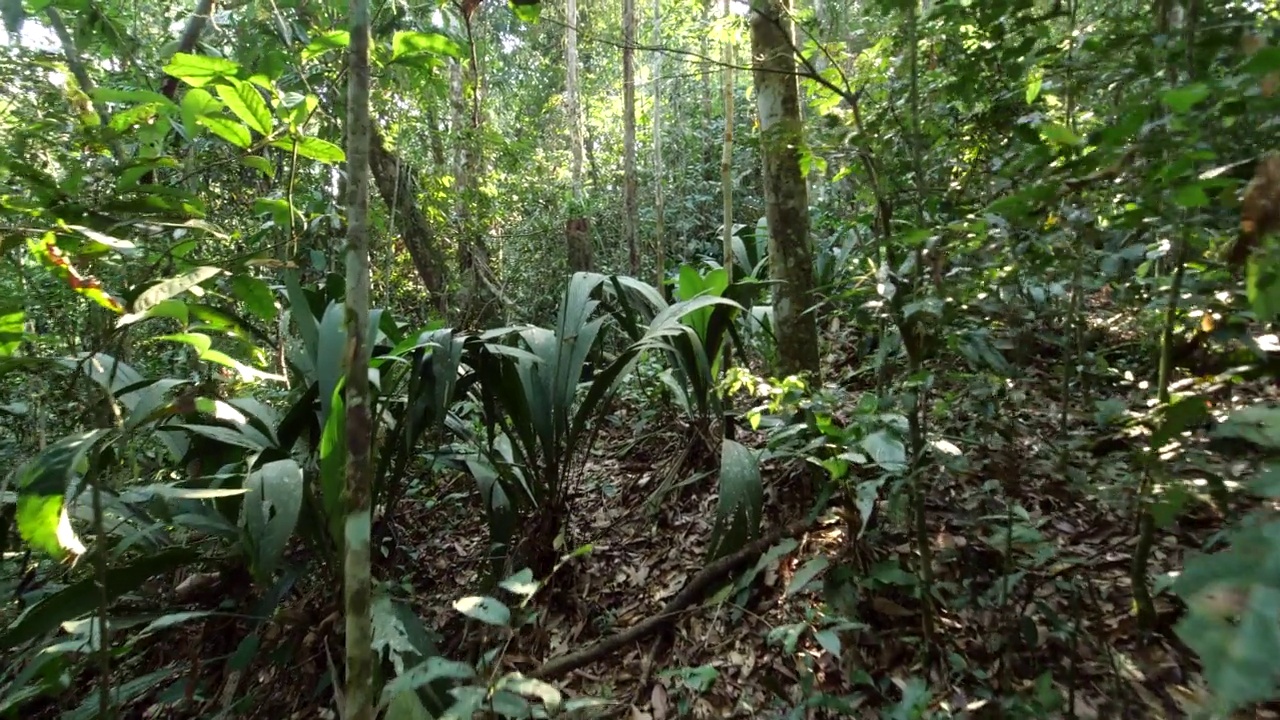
[303,30,350,61]
[1039,122,1083,148]
[0,305,21,358]
[510,0,541,22]
[453,595,511,626]
[495,673,562,711]
[66,225,137,255]
[269,136,345,164]
[1025,66,1043,104]
[391,31,463,61]
[242,155,275,178]
[163,52,240,87]
[198,114,252,148]
[215,78,272,136]
[131,267,221,313]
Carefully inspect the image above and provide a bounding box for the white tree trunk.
[622,0,639,274]
[651,0,664,289]
[750,0,820,377]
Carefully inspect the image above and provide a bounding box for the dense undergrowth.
[3,0,1280,718]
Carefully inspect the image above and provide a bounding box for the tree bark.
[454,16,500,326]
[342,0,374,713]
[750,0,820,378]
[565,0,593,273]
[622,0,639,275]
[368,127,449,314]
[651,0,665,290]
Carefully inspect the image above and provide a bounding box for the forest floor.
[49,319,1280,720]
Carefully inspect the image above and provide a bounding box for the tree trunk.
[342,0,374,713]
[721,0,734,272]
[622,0,640,275]
[565,0,593,273]
[454,17,500,327]
[368,127,448,314]
[750,0,820,378]
[651,0,665,290]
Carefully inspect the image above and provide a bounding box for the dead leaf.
[871,596,914,617]
[651,683,670,720]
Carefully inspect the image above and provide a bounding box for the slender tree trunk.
[342,0,374,712]
[425,102,446,170]
[700,0,714,179]
[719,0,736,437]
[750,0,820,377]
[651,0,665,289]
[368,127,448,313]
[720,0,734,272]
[622,0,639,274]
[565,0,593,273]
[454,15,499,325]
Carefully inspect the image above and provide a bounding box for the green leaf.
[1039,122,1083,148]
[242,155,275,178]
[269,136,345,164]
[708,439,763,560]
[0,547,199,649]
[1249,462,1280,498]
[179,87,220,133]
[163,52,240,87]
[785,557,829,597]
[1025,66,1043,104]
[1162,82,1211,113]
[1172,183,1210,208]
[15,495,82,558]
[229,274,277,321]
[92,87,178,110]
[131,267,221,314]
[1244,47,1280,76]
[1212,405,1280,450]
[215,78,272,136]
[17,429,114,497]
[320,383,346,544]
[1151,394,1210,448]
[509,0,541,22]
[1177,585,1280,713]
[303,30,350,61]
[498,568,539,598]
[66,225,137,255]
[241,459,303,581]
[862,430,906,472]
[453,595,511,626]
[1246,255,1280,321]
[198,114,252,148]
[0,304,22,358]
[391,31,463,61]
[385,688,432,720]
[172,422,271,450]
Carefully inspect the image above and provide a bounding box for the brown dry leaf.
[871,596,914,618]
[629,705,652,720]
[650,683,671,720]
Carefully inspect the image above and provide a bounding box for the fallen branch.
[530,517,818,679]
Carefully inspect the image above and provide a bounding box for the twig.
[530,517,817,679]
